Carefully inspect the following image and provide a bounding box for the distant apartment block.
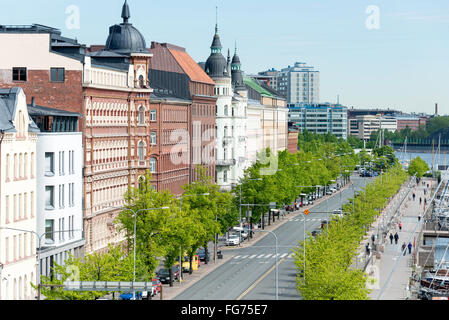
[350,115,397,140]
[289,103,347,140]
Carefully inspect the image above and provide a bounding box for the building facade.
[289,103,348,140]
[29,104,85,278]
[0,87,39,300]
[349,115,398,140]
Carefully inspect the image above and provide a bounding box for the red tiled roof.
[149,42,185,74]
[168,48,215,85]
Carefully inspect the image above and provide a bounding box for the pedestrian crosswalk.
[289,218,324,222]
[233,253,295,260]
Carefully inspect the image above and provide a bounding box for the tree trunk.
[189,254,193,275]
[204,243,209,265]
[169,268,173,287]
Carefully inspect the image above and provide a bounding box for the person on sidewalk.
[412,193,416,201]
[418,214,421,222]
[402,242,407,256]
[419,197,422,205]
[408,242,413,254]
[371,234,375,244]
[399,222,402,231]
[424,198,427,205]
[389,233,394,244]
[394,232,399,245]
[366,243,371,256]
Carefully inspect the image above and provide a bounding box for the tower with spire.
[231,44,247,94]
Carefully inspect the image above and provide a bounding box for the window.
[45,220,54,243]
[150,110,157,121]
[150,132,157,145]
[50,68,65,82]
[69,183,74,207]
[45,152,54,176]
[137,142,146,162]
[59,218,65,241]
[59,184,65,208]
[5,195,9,223]
[139,75,145,88]
[14,154,17,178]
[59,151,65,175]
[224,105,228,116]
[6,154,10,180]
[5,237,9,263]
[12,67,27,81]
[150,158,157,173]
[223,170,228,183]
[45,186,54,209]
[138,106,145,125]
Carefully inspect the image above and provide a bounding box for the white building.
[204,26,248,190]
[289,103,348,140]
[0,87,39,300]
[28,103,85,279]
[351,115,398,140]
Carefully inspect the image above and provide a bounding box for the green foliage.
[36,244,136,300]
[293,164,408,300]
[407,157,430,178]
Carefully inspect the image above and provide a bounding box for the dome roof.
[105,1,147,54]
[231,49,246,91]
[205,53,228,78]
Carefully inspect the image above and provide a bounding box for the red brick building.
[149,42,217,184]
[288,129,299,154]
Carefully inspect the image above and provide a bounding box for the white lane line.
[233,255,241,259]
[280,253,288,258]
[287,253,294,258]
[248,255,257,259]
[240,255,249,259]
[257,254,266,259]
[264,254,272,258]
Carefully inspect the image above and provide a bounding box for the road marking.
[288,253,294,258]
[233,255,241,259]
[237,257,287,300]
[264,254,272,258]
[248,255,257,259]
[257,254,266,258]
[280,253,288,258]
[240,255,249,259]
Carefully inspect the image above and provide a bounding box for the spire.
[215,6,218,34]
[235,40,237,54]
[122,0,131,24]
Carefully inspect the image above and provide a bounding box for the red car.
[152,278,162,294]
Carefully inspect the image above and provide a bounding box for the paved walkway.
[364,177,435,300]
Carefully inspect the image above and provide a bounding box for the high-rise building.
[289,103,348,140]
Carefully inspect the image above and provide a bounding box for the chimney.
[31,97,35,107]
[435,103,438,116]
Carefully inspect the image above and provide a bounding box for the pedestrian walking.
[366,243,371,256]
[394,232,399,245]
[371,234,375,244]
[418,214,421,222]
[402,242,407,255]
[424,189,427,196]
[427,183,429,188]
[412,193,415,201]
[399,222,402,231]
[408,242,413,254]
[424,198,427,205]
[389,233,394,244]
[419,197,422,205]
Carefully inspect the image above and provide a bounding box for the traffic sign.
[304,209,310,215]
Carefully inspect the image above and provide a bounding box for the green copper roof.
[243,76,275,97]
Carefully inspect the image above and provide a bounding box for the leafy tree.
[408,156,430,178]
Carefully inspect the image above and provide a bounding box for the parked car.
[226,234,240,246]
[332,209,343,219]
[119,292,142,300]
[303,199,309,206]
[326,190,332,195]
[142,286,157,300]
[156,266,179,284]
[152,278,162,294]
[197,248,210,262]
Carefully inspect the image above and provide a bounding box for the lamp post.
[0,226,81,300]
[233,226,278,300]
[103,205,169,300]
[239,179,262,242]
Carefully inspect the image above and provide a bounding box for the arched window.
[138,176,146,190]
[137,141,146,162]
[138,106,145,125]
[150,158,157,173]
[139,75,145,88]
[224,105,228,116]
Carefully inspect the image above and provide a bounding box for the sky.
[0,0,448,114]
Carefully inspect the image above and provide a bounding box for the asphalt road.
[174,175,371,300]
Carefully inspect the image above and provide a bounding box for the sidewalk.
[365,177,435,300]
[160,180,355,299]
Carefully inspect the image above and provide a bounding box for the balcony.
[215,159,236,167]
[222,136,233,146]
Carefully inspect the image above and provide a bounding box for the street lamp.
[0,226,81,300]
[103,205,169,300]
[233,226,278,300]
[239,178,262,242]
